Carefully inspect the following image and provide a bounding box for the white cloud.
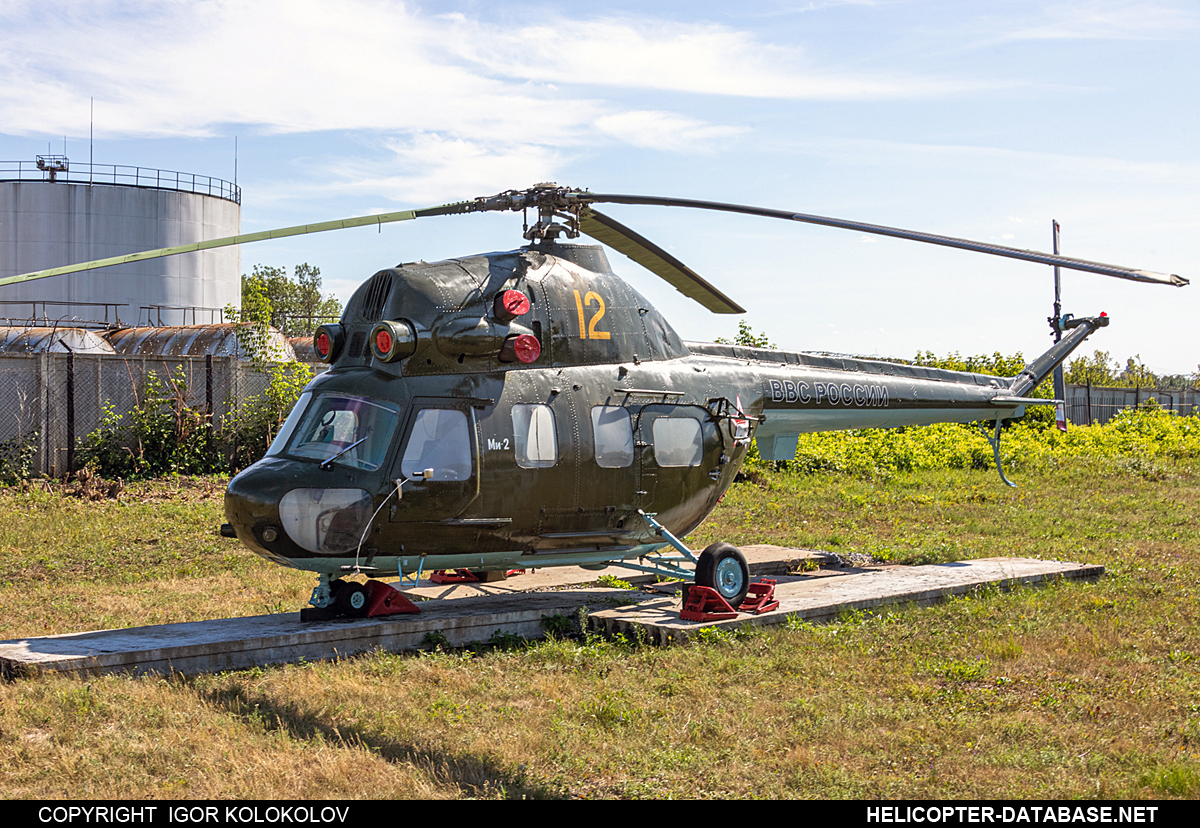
[998,1,1199,41]
[239,134,567,208]
[0,1,595,139]
[0,0,987,145]
[438,13,972,99]
[592,111,746,151]
[792,135,1200,185]
[365,134,566,204]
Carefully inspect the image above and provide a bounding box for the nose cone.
[224,457,309,562]
[225,457,379,566]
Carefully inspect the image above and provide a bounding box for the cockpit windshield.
[272,393,402,470]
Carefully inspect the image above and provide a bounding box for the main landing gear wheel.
[695,542,750,608]
[333,581,369,617]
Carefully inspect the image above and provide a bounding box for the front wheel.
[334,581,369,617]
[695,542,750,608]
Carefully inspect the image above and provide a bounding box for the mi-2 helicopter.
[6,185,1187,615]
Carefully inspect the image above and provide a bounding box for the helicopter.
[5,184,1187,616]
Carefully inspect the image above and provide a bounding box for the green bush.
[0,430,39,483]
[223,360,312,470]
[78,369,224,479]
[772,406,1200,480]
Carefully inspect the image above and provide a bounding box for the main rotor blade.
[574,194,1188,288]
[578,206,744,314]
[0,200,478,287]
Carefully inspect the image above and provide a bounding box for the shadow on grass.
[192,680,566,800]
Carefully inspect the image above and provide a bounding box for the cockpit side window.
[266,391,313,457]
[401,408,472,481]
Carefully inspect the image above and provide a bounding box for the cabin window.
[401,408,472,481]
[591,405,634,468]
[280,392,400,471]
[652,417,703,467]
[512,403,557,468]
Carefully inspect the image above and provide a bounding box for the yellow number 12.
[573,290,611,340]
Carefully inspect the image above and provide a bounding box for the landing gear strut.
[636,511,750,610]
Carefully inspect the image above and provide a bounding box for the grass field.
[1,459,1198,799]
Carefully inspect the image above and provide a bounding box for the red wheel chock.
[739,579,779,615]
[680,580,779,622]
[680,586,739,622]
[364,580,421,617]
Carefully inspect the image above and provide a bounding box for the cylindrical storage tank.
[0,326,116,354]
[0,166,240,327]
[103,324,296,361]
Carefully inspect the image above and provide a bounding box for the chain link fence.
[1063,384,1198,426]
[0,354,279,478]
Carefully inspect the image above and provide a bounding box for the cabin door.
[388,398,480,523]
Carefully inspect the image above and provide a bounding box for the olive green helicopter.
[5,185,1187,616]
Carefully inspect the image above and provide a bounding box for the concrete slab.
[0,544,817,679]
[0,588,636,679]
[0,552,1099,679]
[587,557,1104,643]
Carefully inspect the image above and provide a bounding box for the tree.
[241,263,342,336]
[912,351,1027,377]
[1064,350,1118,387]
[715,320,776,349]
[1063,350,1184,389]
[1118,355,1157,388]
[225,277,313,468]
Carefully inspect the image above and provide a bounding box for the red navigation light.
[375,328,393,355]
[493,289,531,323]
[499,333,542,364]
[513,334,541,363]
[315,331,331,358]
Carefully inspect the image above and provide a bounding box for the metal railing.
[0,159,240,204]
[0,300,129,328]
[139,305,228,327]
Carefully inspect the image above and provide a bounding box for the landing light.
[375,328,392,354]
[370,320,418,362]
[313,324,344,363]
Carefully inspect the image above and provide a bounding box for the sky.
[1,0,1197,374]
